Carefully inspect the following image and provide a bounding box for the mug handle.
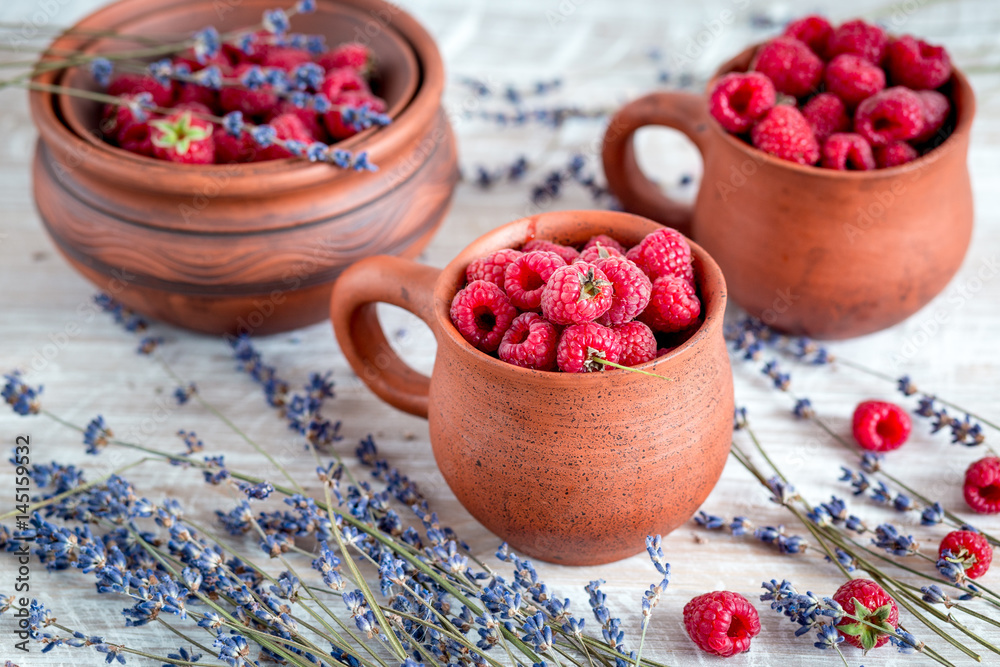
[602,91,711,237]
[330,255,441,419]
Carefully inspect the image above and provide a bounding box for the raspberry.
[269,100,327,142]
[498,312,559,371]
[578,243,624,263]
[802,93,850,144]
[750,105,821,166]
[784,15,834,57]
[641,275,701,333]
[939,530,993,580]
[874,141,919,168]
[449,280,518,353]
[627,228,693,282]
[832,579,899,650]
[593,255,651,326]
[149,110,215,165]
[175,77,219,109]
[682,591,761,657]
[964,457,1000,514]
[324,91,388,140]
[522,239,580,264]
[320,67,369,100]
[540,262,613,325]
[613,322,656,366]
[854,87,925,147]
[827,19,888,65]
[824,54,886,108]
[253,113,314,161]
[259,47,313,72]
[466,249,524,288]
[555,323,622,373]
[708,72,776,133]
[583,234,626,255]
[108,73,176,108]
[821,133,876,171]
[215,128,258,163]
[174,48,232,73]
[912,90,951,144]
[886,35,952,90]
[118,121,155,157]
[752,37,824,98]
[851,400,912,451]
[220,63,279,116]
[504,251,567,311]
[101,94,152,144]
[317,43,373,74]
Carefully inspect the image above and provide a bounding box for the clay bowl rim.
[429,210,728,384]
[28,0,444,195]
[706,43,975,180]
[55,0,418,166]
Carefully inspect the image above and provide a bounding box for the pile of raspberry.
[708,15,954,170]
[99,37,383,164]
[449,228,702,373]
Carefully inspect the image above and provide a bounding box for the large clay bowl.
[330,210,734,565]
[30,0,458,335]
[603,45,975,340]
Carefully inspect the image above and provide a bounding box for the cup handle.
[330,255,441,419]
[602,91,711,237]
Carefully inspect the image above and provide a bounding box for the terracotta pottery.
[602,45,975,340]
[330,210,734,565]
[30,0,458,336]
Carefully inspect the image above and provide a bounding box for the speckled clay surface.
[331,210,734,565]
[602,46,975,340]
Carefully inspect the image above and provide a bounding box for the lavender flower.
[90,58,113,88]
[872,523,919,557]
[3,371,42,416]
[192,26,221,63]
[262,9,290,35]
[83,416,112,455]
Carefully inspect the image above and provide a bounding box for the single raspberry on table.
[466,249,524,288]
[498,312,559,371]
[613,321,657,366]
[108,73,176,108]
[752,36,824,98]
[324,90,388,140]
[824,54,886,108]
[854,87,925,147]
[540,262,613,325]
[593,255,652,326]
[269,100,327,142]
[851,400,912,451]
[583,234,626,255]
[912,90,951,144]
[626,228,693,282]
[149,110,215,164]
[682,591,760,657]
[253,113,315,161]
[874,141,919,168]
[964,457,1000,514]
[939,530,993,579]
[827,19,889,65]
[317,43,374,74]
[886,35,952,90]
[750,105,821,166]
[504,250,567,311]
[320,67,369,100]
[555,322,622,373]
[783,15,834,57]
[522,239,580,264]
[802,93,850,144]
[822,133,876,171]
[641,275,701,333]
[220,63,280,116]
[449,280,518,353]
[708,72,776,134]
[832,578,899,650]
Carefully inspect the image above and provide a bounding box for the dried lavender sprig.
[694,512,809,555]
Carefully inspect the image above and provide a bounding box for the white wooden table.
[1,0,999,665]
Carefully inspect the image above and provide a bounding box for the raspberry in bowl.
[30,0,458,335]
[330,210,734,565]
[603,15,975,339]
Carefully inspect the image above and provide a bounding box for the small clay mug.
[602,46,975,339]
[330,210,734,565]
